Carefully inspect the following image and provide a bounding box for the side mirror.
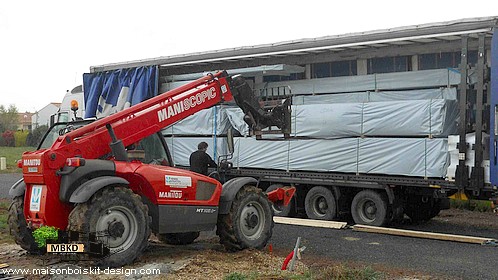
[49,114,55,127]
[227,128,234,154]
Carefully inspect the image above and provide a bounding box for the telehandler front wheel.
[8,196,42,254]
[217,186,273,251]
[68,186,150,267]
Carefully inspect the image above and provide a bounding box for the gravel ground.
[270,209,498,280]
[1,209,497,279]
[1,172,497,279]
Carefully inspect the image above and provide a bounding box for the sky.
[1,1,497,113]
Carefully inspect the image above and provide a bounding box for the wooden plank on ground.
[0,263,9,269]
[273,217,347,229]
[353,224,497,245]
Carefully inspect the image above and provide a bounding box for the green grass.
[313,265,383,280]
[450,199,494,212]
[0,146,35,173]
[223,265,383,280]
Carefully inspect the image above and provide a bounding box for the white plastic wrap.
[358,138,448,177]
[291,104,363,138]
[292,99,458,138]
[255,69,460,96]
[375,69,460,90]
[170,136,449,178]
[160,67,460,179]
[288,138,358,172]
[223,107,250,136]
[233,137,289,170]
[294,88,457,105]
[446,133,490,183]
[165,136,228,166]
[162,106,231,136]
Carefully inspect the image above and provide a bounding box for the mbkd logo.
[47,244,85,253]
[30,186,43,212]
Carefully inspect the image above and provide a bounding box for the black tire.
[157,232,200,245]
[405,198,441,222]
[217,186,273,251]
[304,186,337,220]
[351,190,389,226]
[67,186,150,267]
[8,196,42,254]
[266,184,295,217]
[430,200,442,218]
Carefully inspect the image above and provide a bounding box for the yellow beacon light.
[70,100,79,112]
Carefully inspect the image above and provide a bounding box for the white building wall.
[32,103,59,129]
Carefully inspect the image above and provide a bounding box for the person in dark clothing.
[189,142,217,175]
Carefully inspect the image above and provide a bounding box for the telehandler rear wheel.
[217,186,273,251]
[8,196,43,254]
[68,186,150,267]
[157,232,200,245]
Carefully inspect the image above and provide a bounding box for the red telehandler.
[8,71,294,267]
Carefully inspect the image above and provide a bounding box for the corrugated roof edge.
[90,16,498,73]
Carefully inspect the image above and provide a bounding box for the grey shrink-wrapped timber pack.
[162,107,231,136]
[164,136,229,166]
[161,68,460,179]
[167,137,449,178]
[255,69,460,96]
[222,98,459,138]
[292,88,456,104]
[233,137,448,177]
[291,99,459,138]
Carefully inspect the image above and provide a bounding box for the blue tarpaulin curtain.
[83,66,158,118]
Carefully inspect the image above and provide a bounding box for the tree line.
[0,104,47,147]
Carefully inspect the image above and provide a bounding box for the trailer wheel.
[266,184,295,217]
[351,190,388,226]
[8,196,43,254]
[304,186,337,220]
[405,197,441,222]
[217,185,273,251]
[157,232,200,245]
[68,186,150,267]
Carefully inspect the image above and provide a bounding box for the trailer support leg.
[456,35,469,190]
[471,34,486,196]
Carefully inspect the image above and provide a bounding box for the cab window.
[136,134,171,166]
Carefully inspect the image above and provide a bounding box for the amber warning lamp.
[70,100,79,112]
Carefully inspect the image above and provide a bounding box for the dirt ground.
[433,207,498,230]
[0,236,310,280]
[1,208,497,280]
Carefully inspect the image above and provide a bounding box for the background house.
[31,103,60,129]
[17,112,34,131]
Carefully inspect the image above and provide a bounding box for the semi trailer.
[79,17,498,227]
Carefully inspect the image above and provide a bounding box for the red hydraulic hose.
[281,251,294,270]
